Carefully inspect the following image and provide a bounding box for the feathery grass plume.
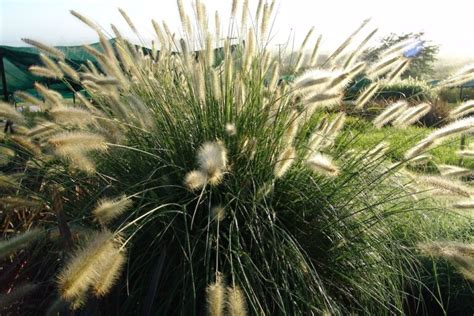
[225,123,237,136]
[243,28,256,71]
[206,275,225,316]
[211,205,226,222]
[367,54,403,79]
[92,248,126,297]
[322,18,370,67]
[306,153,339,177]
[0,283,39,308]
[185,170,207,191]
[118,8,138,34]
[196,0,208,34]
[293,69,341,93]
[57,230,117,302]
[458,150,474,158]
[405,117,474,159]
[27,122,57,139]
[439,64,474,88]
[327,112,346,136]
[13,91,43,106]
[48,132,108,155]
[437,164,473,178]
[75,92,94,111]
[240,0,249,34]
[343,28,378,69]
[304,92,342,111]
[440,74,474,88]
[387,59,411,82]
[309,35,322,67]
[424,116,474,143]
[93,195,133,225]
[449,100,474,120]
[10,135,41,156]
[197,141,228,176]
[330,63,364,91]
[0,228,44,259]
[268,62,280,90]
[22,38,65,60]
[0,102,25,124]
[373,100,408,129]
[355,82,379,109]
[404,139,434,160]
[70,10,100,31]
[274,146,296,178]
[418,242,474,281]
[444,242,474,256]
[58,61,80,81]
[282,112,300,146]
[407,154,431,166]
[50,107,94,126]
[308,113,346,153]
[0,147,15,165]
[34,82,63,107]
[231,0,239,17]
[68,154,97,174]
[0,173,19,189]
[452,199,474,209]
[29,65,62,79]
[417,175,471,198]
[0,197,42,209]
[294,27,314,72]
[260,2,270,39]
[365,141,389,163]
[39,53,63,77]
[392,102,431,128]
[226,286,247,316]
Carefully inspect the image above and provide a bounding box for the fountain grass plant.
[1,0,473,315]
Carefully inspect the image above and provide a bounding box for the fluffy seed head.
[227,286,247,316]
[197,141,228,176]
[50,107,94,126]
[274,146,296,178]
[0,228,44,259]
[306,153,339,177]
[449,100,474,120]
[57,230,116,301]
[392,103,431,128]
[48,132,108,156]
[437,164,473,178]
[452,199,474,209]
[0,102,25,124]
[22,38,65,60]
[184,170,207,191]
[211,205,226,222]
[225,123,237,136]
[92,249,126,297]
[206,275,225,316]
[93,196,133,225]
[417,175,471,198]
[373,100,408,129]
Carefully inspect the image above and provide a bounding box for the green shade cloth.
[0,42,105,100]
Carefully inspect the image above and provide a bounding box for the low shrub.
[0,2,473,315]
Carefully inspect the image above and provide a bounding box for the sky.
[1,0,474,59]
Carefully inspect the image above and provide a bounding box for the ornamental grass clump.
[1,0,473,315]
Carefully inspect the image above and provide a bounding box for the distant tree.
[362,32,439,79]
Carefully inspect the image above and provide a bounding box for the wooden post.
[0,52,8,101]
